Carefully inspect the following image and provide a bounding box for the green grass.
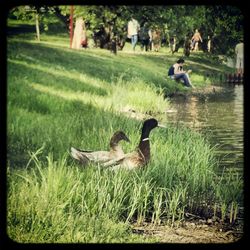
[7,129,243,242]
[7,20,243,243]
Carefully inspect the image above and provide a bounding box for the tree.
[204,6,243,55]
[9,6,63,41]
[10,6,41,40]
[9,5,244,55]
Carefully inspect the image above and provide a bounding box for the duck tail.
[70,147,89,165]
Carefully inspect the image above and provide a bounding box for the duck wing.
[102,151,143,170]
[101,155,127,168]
[70,147,111,164]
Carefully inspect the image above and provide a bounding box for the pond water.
[165,85,243,173]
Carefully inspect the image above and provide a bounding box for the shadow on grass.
[7,23,36,36]
[8,60,109,96]
[7,19,67,37]
[8,40,233,97]
[8,40,169,89]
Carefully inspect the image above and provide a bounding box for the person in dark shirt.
[139,22,150,51]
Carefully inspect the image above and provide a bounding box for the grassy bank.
[7,20,242,243]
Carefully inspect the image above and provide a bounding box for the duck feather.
[102,118,163,170]
[70,131,130,165]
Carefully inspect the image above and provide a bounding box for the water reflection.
[166,85,243,171]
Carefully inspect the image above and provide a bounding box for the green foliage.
[203,6,243,55]
[9,6,65,34]
[9,5,243,54]
[10,6,37,21]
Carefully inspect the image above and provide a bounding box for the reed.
[7,123,243,242]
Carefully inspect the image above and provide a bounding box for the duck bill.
[124,136,130,143]
[158,123,167,128]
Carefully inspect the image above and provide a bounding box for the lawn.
[6,20,242,243]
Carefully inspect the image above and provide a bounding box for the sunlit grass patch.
[29,75,169,115]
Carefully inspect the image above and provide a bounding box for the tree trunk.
[72,17,87,49]
[69,6,74,48]
[35,13,40,41]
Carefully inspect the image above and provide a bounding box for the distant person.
[127,16,140,51]
[151,28,161,52]
[168,58,194,88]
[183,35,191,57]
[235,39,244,79]
[116,27,127,51]
[110,34,117,54]
[191,29,202,51]
[207,36,211,53]
[169,36,176,54]
[139,22,150,51]
[148,28,152,51]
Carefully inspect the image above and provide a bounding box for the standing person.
[169,36,176,54]
[235,39,244,80]
[127,16,140,51]
[207,36,211,53]
[168,58,194,88]
[191,29,202,51]
[139,22,150,51]
[183,35,191,57]
[151,28,161,52]
[148,27,152,51]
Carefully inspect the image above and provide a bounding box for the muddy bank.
[121,85,237,120]
[166,84,236,98]
[132,219,243,243]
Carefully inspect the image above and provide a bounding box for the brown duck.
[102,118,165,170]
[70,131,130,166]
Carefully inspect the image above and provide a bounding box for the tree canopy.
[9,5,243,56]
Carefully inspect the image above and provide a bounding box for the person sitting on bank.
[168,58,194,88]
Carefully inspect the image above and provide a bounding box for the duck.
[70,131,130,166]
[102,118,166,170]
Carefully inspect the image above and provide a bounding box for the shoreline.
[132,219,243,243]
[166,84,239,98]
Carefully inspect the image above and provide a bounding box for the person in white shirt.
[127,16,140,51]
[235,39,244,77]
[168,58,194,88]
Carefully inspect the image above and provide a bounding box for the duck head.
[110,131,130,147]
[139,118,166,164]
[141,118,166,139]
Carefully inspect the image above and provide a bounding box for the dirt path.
[189,85,235,96]
[132,221,243,243]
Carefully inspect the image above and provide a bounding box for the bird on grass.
[102,118,166,170]
[70,131,130,166]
